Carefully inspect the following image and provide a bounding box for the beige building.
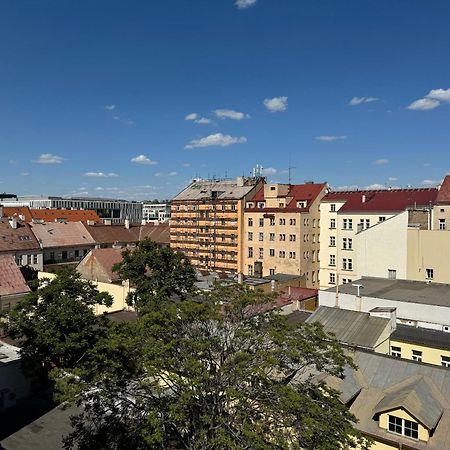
[170,177,263,273]
[242,182,327,288]
[432,175,450,230]
[319,188,438,289]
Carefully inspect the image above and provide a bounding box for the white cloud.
[182,163,191,167]
[263,96,288,113]
[185,113,199,121]
[105,105,134,125]
[374,159,389,165]
[84,172,118,178]
[34,153,65,164]
[316,135,347,141]
[131,155,158,165]
[261,167,277,175]
[388,177,398,182]
[195,117,212,124]
[407,98,440,111]
[349,96,379,106]
[155,171,178,177]
[235,0,257,9]
[427,88,450,102]
[422,179,439,186]
[185,133,247,149]
[214,109,250,120]
[105,105,116,111]
[407,88,450,111]
[185,113,212,124]
[365,183,386,190]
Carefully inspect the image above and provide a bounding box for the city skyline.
[1,0,450,200]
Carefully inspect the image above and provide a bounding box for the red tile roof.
[247,183,327,212]
[85,224,141,245]
[77,248,124,283]
[2,207,33,222]
[277,286,318,302]
[437,176,450,204]
[0,255,31,297]
[0,219,41,253]
[323,188,438,213]
[138,223,170,245]
[31,209,101,223]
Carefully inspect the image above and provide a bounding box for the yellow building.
[319,188,438,289]
[242,182,327,288]
[170,177,263,273]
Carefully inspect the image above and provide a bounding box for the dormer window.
[388,415,418,440]
[246,202,254,208]
[258,202,265,208]
[297,201,306,208]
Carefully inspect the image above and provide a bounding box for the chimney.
[369,307,397,332]
[237,272,244,284]
[271,279,276,292]
[362,194,366,203]
[124,218,130,229]
[86,220,95,226]
[0,206,3,218]
[19,214,25,221]
[8,217,18,229]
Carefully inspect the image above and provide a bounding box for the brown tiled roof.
[0,219,40,253]
[323,188,438,212]
[0,255,31,296]
[29,222,95,248]
[2,207,33,222]
[31,209,101,223]
[77,248,124,282]
[138,223,170,244]
[85,224,141,245]
[437,176,450,204]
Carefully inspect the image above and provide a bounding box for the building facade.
[319,188,438,289]
[0,196,142,224]
[170,177,263,273]
[142,202,171,224]
[242,182,327,288]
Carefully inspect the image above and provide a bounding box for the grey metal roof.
[392,325,450,351]
[373,376,444,430]
[325,351,450,449]
[173,179,256,201]
[306,306,390,349]
[286,310,313,325]
[327,277,450,307]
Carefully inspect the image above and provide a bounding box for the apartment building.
[319,188,438,289]
[242,182,327,288]
[433,175,450,230]
[142,202,171,224]
[170,177,263,273]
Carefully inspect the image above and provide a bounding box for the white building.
[142,202,171,224]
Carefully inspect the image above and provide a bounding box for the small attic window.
[297,201,306,208]
[18,235,31,241]
[270,186,276,190]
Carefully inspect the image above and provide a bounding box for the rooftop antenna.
[352,283,364,297]
[288,165,296,185]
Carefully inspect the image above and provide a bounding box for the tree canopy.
[7,268,113,386]
[58,284,370,450]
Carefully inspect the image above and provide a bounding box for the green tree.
[113,238,197,314]
[7,268,113,386]
[59,285,371,450]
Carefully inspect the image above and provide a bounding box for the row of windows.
[16,254,39,266]
[329,217,386,230]
[391,346,450,367]
[247,232,318,243]
[246,200,308,209]
[248,248,318,261]
[329,236,353,249]
[329,256,353,270]
[248,217,320,227]
[175,204,237,212]
[328,273,352,284]
[247,266,319,283]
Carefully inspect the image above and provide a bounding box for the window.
[426,268,434,280]
[289,251,296,259]
[259,218,264,226]
[279,218,286,225]
[279,251,286,258]
[312,251,316,262]
[27,254,32,265]
[33,254,38,265]
[442,356,450,368]
[231,204,237,211]
[269,248,275,257]
[259,248,264,258]
[329,255,336,266]
[290,218,296,225]
[343,238,353,250]
[330,204,336,212]
[343,218,353,230]
[248,247,253,258]
[412,350,422,362]
[279,234,286,241]
[269,233,275,241]
[248,265,253,276]
[269,217,275,226]
[391,346,401,358]
[330,218,336,229]
[248,232,253,241]
[330,236,336,247]
[269,268,275,276]
[75,250,80,258]
[248,218,253,227]
[258,202,265,208]
[342,258,353,270]
[329,273,336,284]
[50,252,55,261]
[439,219,446,230]
[259,232,264,241]
[289,234,296,241]
[379,216,386,222]
[388,415,418,440]
[388,269,397,280]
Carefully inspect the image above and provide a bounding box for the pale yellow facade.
[242,183,326,288]
[432,204,450,230]
[379,408,429,442]
[389,339,450,368]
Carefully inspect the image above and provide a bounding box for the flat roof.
[326,277,450,307]
[392,325,450,351]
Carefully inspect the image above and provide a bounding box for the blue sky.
[1,0,450,200]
